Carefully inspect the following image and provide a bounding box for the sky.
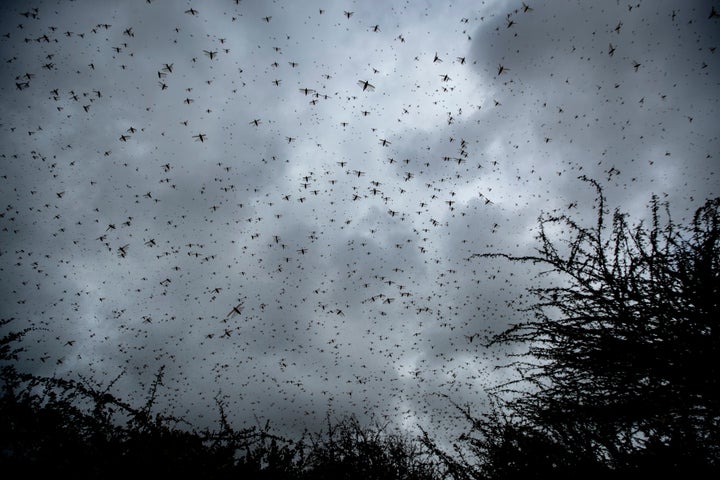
[1,0,718,442]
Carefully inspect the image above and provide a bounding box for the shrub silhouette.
[1,322,439,478]
[300,415,439,480]
[438,178,720,477]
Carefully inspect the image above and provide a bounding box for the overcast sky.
[1,0,718,441]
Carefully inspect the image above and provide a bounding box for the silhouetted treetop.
[461,178,720,475]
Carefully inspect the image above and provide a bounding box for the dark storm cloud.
[466,1,718,216]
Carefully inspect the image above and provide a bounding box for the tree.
[457,178,720,476]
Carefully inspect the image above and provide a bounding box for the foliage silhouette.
[446,178,720,477]
[0,321,439,478]
[299,414,440,480]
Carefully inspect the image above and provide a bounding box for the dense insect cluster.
[0,0,717,442]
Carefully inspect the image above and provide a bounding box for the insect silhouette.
[358,80,375,91]
[227,302,244,318]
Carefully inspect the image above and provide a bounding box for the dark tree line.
[2,179,718,477]
[0,325,440,479]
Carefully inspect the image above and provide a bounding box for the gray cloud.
[1,0,718,445]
